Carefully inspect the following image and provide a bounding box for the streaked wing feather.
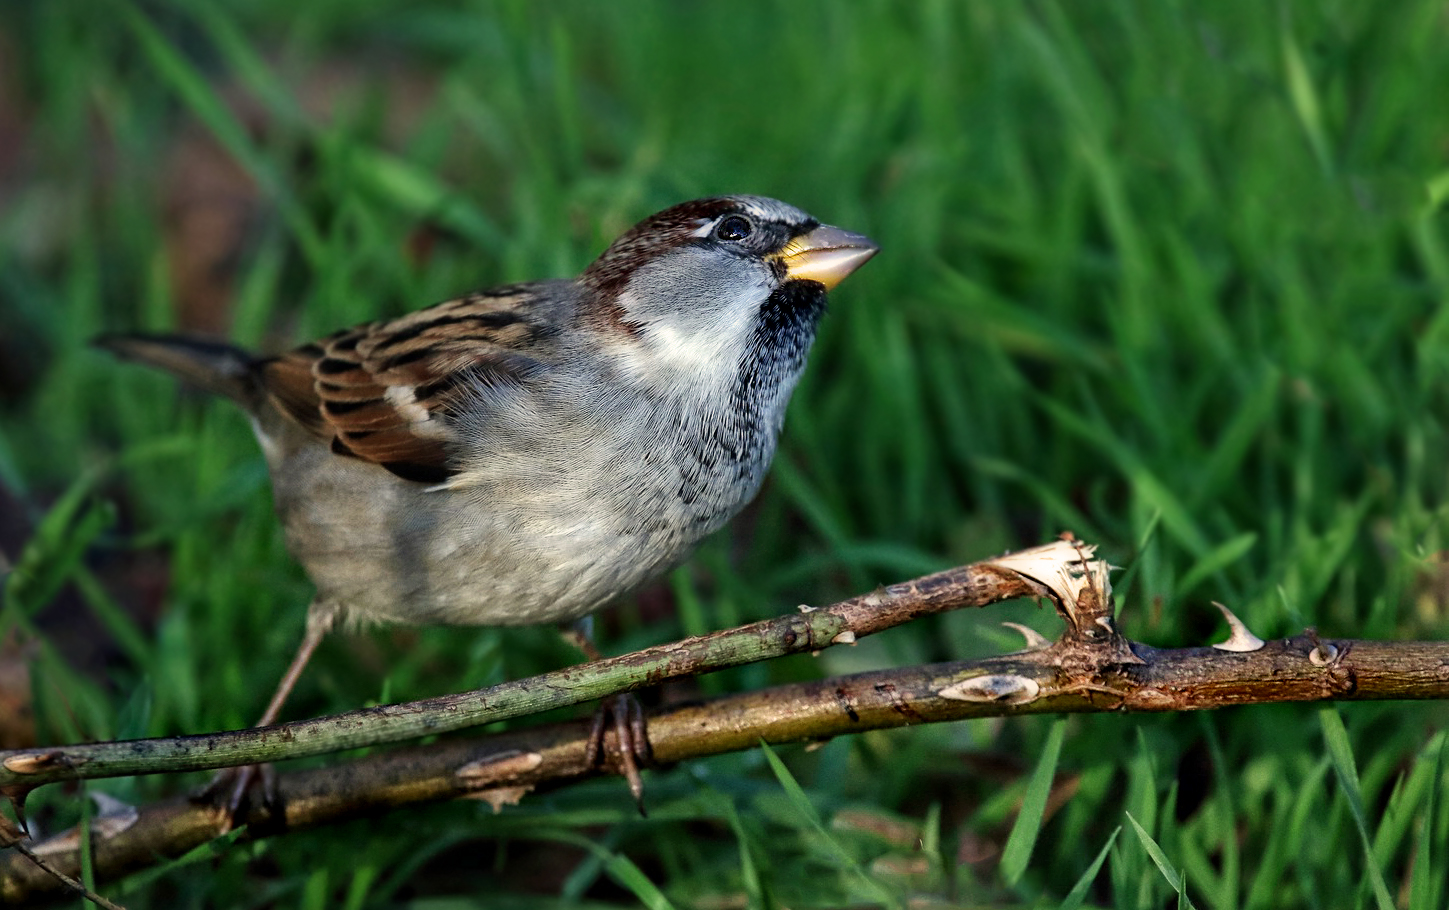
[257,287,556,482]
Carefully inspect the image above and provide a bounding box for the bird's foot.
[194,763,280,832]
[585,693,653,814]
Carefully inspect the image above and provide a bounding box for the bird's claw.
[586,694,653,814]
[195,763,280,832]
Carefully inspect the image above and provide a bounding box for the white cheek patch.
[617,278,766,378]
[649,322,733,372]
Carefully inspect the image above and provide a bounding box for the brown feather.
[254,287,560,482]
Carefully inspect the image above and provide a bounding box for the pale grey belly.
[263,439,716,629]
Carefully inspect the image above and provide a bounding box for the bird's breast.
[260,372,784,629]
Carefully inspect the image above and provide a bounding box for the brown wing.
[258,285,561,483]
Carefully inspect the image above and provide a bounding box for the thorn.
[1210,602,1265,652]
[1001,622,1050,651]
[1,783,36,836]
[797,604,817,614]
[831,630,857,645]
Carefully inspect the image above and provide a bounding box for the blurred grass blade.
[1318,706,1395,910]
[1059,826,1120,910]
[539,829,677,910]
[187,2,307,127]
[1176,531,1257,599]
[1280,31,1332,174]
[341,864,379,910]
[74,566,153,671]
[1194,366,1281,501]
[1426,170,1449,215]
[594,849,675,910]
[113,829,248,898]
[760,741,825,828]
[112,679,154,742]
[347,146,503,248]
[724,798,778,910]
[1198,717,1240,907]
[1000,717,1066,886]
[760,742,902,909]
[3,467,112,619]
[78,783,97,893]
[1409,734,1445,909]
[1126,812,1197,910]
[301,868,329,910]
[115,1,323,264]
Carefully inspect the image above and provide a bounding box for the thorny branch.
[3,539,1448,903]
[0,542,1050,798]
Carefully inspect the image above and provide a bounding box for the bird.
[99,194,878,815]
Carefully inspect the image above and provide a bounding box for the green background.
[3,1,1449,906]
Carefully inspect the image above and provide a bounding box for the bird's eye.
[714,214,754,242]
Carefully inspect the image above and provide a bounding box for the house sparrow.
[99,194,877,809]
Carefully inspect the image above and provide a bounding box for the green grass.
[3,0,1449,906]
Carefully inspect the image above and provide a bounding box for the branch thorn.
[1210,602,1265,652]
[1000,622,1050,651]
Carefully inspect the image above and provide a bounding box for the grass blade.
[1000,717,1067,886]
[759,742,901,910]
[1126,812,1197,910]
[1059,826,1120,910]
[1408,734,1445,909]
[1318,706,1395,910]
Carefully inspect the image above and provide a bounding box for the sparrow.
[99,195,878,810]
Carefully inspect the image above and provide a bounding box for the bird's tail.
[94,334,263,406]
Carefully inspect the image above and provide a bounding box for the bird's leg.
[200,601,340,827]
[562,616,653,812]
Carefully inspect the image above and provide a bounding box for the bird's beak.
[778,224,880,290]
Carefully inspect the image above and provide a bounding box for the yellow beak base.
[779,224,879,290]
